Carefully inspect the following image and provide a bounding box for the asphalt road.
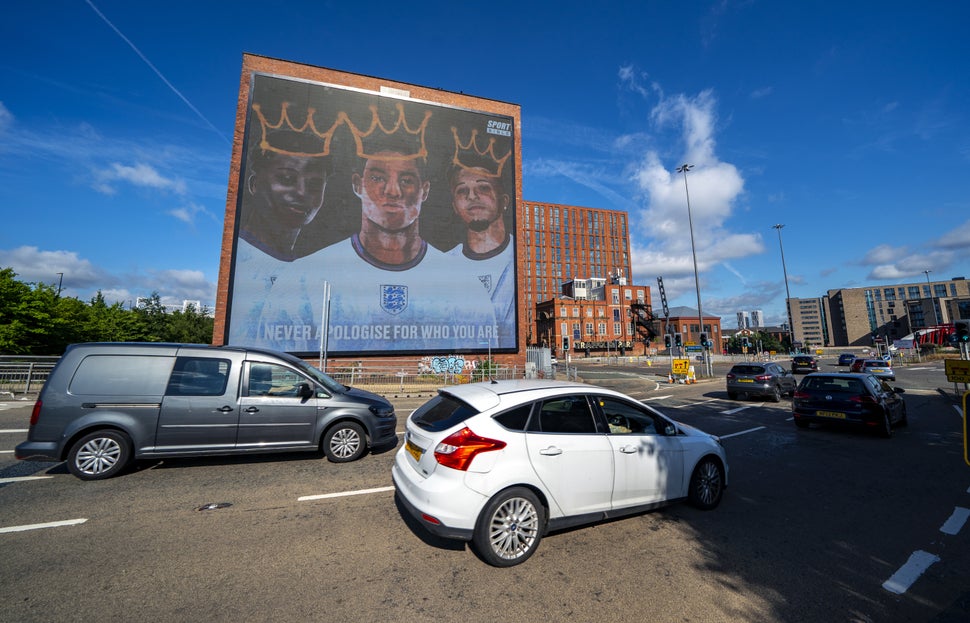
[1,356,968,622]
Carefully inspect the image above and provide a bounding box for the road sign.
[671,359,690,375]
[945,359,970,384]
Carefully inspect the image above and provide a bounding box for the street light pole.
[677,163,709,377]
[56,272,64,297]
[924,269,939,326]
[772,224,795,353]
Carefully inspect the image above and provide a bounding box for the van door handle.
[244,407,259,413]
[218,406,235,412]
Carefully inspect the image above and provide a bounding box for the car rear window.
[731,365,765,375]
[411,394,479,432]
[801,377,864,393]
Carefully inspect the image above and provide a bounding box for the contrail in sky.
[85,0,231,145]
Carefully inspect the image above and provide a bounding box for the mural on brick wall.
[226,71,518,356]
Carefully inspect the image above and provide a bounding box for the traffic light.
[674,333,683,347]
[742,337,750,348]
[699,332,708,347]
[956,319,970,343]
[664,334,672,349]
[562,336,570,351]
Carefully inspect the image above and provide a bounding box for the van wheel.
[323,422,367,462]
[67,430,132,480]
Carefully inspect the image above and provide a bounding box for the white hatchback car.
[392,379,728,567]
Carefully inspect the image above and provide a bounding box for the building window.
[585,322,594,336]
[597,322,607,335]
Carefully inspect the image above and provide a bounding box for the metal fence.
[0,356,537,400]
[0,358,57,397]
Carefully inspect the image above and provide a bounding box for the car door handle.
[217,406,235,412]
[244,406,259,413]
[539,447,562,456]
[619,446,638,454]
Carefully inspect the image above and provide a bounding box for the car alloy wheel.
[67,430,132,480]
[323,422,366,462]
[688,457,724,510]
[473,487,545,567]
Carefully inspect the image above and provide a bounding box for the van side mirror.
[298,383,314,399]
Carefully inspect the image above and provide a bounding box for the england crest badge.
[381,284,408,315]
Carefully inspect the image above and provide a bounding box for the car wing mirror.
[298,383,314,400]
[664,423,677,436]
[893,387,905,395]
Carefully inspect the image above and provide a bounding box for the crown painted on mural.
[450,127,512,178]
[252,102,339,158]
[340,103,431,162]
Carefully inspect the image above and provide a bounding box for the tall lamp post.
[772,224,795,353]
[924,269,939,326]
[677,163,709,377]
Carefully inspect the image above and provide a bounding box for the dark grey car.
[725,362,796,402]
[16,342,397,479]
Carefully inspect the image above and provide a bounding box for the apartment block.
[519,201,636,346]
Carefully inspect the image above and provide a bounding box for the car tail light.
[849,395,877,405]
[434,427,506,471]
[755,374,771,382]
[793,390,809,400]
[29,400,42,427]
[726,373,735,380]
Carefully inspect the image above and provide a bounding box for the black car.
[792,372,906,437]
[791,355,818,373]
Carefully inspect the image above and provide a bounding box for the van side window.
[70,355,174,396]
[166,357,231,396]
[246,363,305,397]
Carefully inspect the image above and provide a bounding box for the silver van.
[15,343,397,479]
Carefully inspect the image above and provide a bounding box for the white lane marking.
[0,429,28,434]
[718,426,766,440]
[0,476,53,483]
[882,550,940,594]
[669,398,721,409]
[0,518,88,534]
[0,450,14,454]
[940,507,970,535]
[298,485,395,502]
[721,405,753,415]
[644,395,673,401]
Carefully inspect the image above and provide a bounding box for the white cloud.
[935,219,970,250]
[94,162,187,196]
[167,201,215,225]
[0,245,215,306]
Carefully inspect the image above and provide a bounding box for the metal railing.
[0,358,57,397]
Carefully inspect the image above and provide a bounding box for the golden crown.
[252,102,339,158]
[340,103,431,162]
[450,127,512,178]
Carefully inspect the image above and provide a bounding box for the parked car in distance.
[16,343,397,479]
[792,372,906,437]
[725,362,796,401]
[838,353,857,366]
[392,380,728,567]
[791,355,819,373]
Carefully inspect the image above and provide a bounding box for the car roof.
[803,372,874,380]
[438,379,615,413]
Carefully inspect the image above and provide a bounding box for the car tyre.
[323,421,367,462]
[770,385,782,403]
[472,487,545,567]
[727,391,738,400]
[66,430,132,480]
[794,417,810,429]
[878,412,893,438]
[688,456,725,510]
[898,403,908,427]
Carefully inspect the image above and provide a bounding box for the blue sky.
[1,1,968,327]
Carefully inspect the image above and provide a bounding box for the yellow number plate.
[405,438,423,462]
[817,411,846,419]
[738,378,754,383]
